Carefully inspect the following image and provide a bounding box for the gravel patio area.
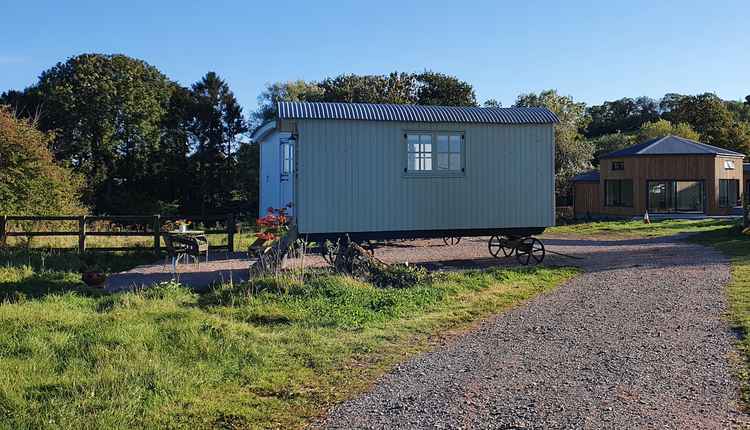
[317,234,748,429]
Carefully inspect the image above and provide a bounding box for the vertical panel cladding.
[296,119,555,234]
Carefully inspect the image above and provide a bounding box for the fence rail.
[0,214,237,254]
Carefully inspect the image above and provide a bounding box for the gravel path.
[317,235,748,429]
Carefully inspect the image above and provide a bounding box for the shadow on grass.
[0,247,158,301]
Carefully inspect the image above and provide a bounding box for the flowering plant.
[252,206,291,250]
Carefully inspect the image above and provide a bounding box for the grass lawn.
[0,247,577,429]
[548,218,732,238]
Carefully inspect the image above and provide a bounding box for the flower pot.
[82,271,107,288]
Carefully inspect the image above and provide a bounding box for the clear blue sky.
[2,0,748,114]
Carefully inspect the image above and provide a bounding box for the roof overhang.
[250,121,277,143]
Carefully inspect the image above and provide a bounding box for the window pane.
[420,134,432,145]
[620,180,633,206]
[449,154,461,170]
[408,142,420,153]
[449,135,461,153]
[407,153,418,170]
[407,134,418,145]
[648,182,667,212]
[437,153,449,170]
[437,135,449,153]
[422,143,432,153]
[423,157,432,171]
[675,181,703,212]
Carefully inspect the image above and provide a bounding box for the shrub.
[0,106,85,216]
[369,263,429,289]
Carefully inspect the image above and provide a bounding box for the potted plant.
[80,254,108,288]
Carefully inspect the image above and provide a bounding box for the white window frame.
[404,131,465,177]
[724,160,736,170]
[280,138,293,181]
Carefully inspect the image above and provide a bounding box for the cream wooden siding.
[294,120,555,234]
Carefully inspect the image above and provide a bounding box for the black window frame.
[604,179,633,207]
[611,161,624,171]
[719,179,739,208]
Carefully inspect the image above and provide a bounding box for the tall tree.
[253,71,477,126]
[254,80,325,124]
[585,97,660,138]
[6,54,174,213]
[661,92,750,153]
[187,72,248,216]
[414,71,477,106]
[514,90,593,201]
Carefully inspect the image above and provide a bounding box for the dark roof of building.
[600,135,745,159]
[571,170,600,182]
[277,101,559,125]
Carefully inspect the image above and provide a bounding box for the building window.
[611,161,624,171]
[406,132,463,174]
[280,140,293,178]
[604,179,633,207]
[436,134,462,171]
[720,179,739,207]
[724,160,736,170]
[648,181,704,213]
[407,134,432,171]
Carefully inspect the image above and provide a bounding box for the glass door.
[647,181,704,213]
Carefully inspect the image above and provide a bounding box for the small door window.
[280,140,293,179]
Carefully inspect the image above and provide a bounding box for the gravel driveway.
[317,234,748,429]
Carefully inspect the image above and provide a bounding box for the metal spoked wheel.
[321,239,340,266]
[515,237,545,265]
[488,235,514,258]
[442,236,462,246]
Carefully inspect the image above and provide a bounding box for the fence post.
[78,215,87,254]
[227,213,235,253]
[153,214,161,255]
[0,215,6,247]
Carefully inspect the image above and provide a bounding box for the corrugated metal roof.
[571,170,600,182]
[277,101,559,124]
[601,135,745,159]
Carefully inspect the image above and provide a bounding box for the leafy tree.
[187,72,248,216]
[636,119,700,141]
[661,92,750,153]
[413,71,476,106]
[483,99,501,107]
[234,142,260,216]
[514,90,593,202]
[253,71,477,125]
[587,132,637,166]
[8,54,174,213]
[254,80,325,123]
[585,97,660,137]
[0,107,85,215]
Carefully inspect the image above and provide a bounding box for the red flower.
[267,207,275,214]
[255,231,276,241]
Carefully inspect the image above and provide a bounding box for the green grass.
[548,218,732,238]
[5,233,257,252]
[0,248,577,429]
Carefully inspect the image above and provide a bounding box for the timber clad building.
[572,135,745,218]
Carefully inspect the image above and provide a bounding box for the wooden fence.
[0,214,236,254]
